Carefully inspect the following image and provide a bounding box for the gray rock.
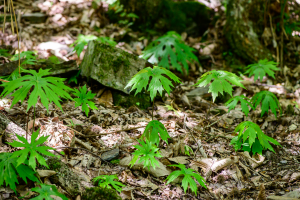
[101,148,120,161]
[22,13,47,23]
[81,42,147,94]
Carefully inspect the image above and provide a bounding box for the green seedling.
[125,66,180,144]
[129,139,162,170]
[0,68,73,112]
[166,164,206,195]
[0,152,39,193]
[93,175,125,193]
[141,31,199,74]
[245,59,279,82]
[184,145,194,156]
[230,121,281,155]
[73,85,98,117]
[225,95,254,116]
[71,34,117,57]
[142,120,170,146]
[9,129,58,170]
[194,70,245,102]
[251,91,282,118]
[30,184,68,200]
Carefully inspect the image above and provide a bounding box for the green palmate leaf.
[141,31,199,74]
[93,175,125,193]
[166,164,206,195]
[10,50,37,61]
[0,49,12,57]
[184,145,194,156]
[68,70,81,84]
[251,91,282,118]
[1,66,23,81]
[129,139,162,170]
[21,58,37,66]
[194,70,245,102]
[125,66,181,101]
[72,35,116,57]
[48,55,61,64]
[230,121,281,155]
[225,95,254,116]
[9,129,57,170]
[245,59,280,82]
[143,120,170,145]
[0,68,73,112]
[97,36,117,47]
[0,152,39,192]
[31,184,68,200]
[71,34,98,57]
[73,84,98,116]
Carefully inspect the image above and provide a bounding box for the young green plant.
[71,34,116,57]
[125,66,181,145]
[0,152,39,193]
[73,84,98,116]
[30,184,68,200]
[251,91,282,118]
[141,31,199,74]
[245,59,279,82]
[129,139,162,170]
[0,129,65,197]
[0,68,73,112]
[225,95,254,116]
[93,174,125,193]
[230,121,281,155]
[166,164,206,195]
[194,70,245,102]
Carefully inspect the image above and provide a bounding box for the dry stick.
[152,100,154,120]
[3,0,6,33]
[183,114,205,157]
[54,146,111,165]
[9,0,21,73]
[206,130,234,143]
[83,126,146,138]
[0,79,9,83]
[268,14,280,63]
[279,0,287,73]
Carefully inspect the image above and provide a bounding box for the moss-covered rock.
[43,156,87,196]
[81,187,122,200]
[80,42,146,95]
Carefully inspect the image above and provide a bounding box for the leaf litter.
[1,0,300,199]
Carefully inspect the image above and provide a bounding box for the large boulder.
[80,41,151,108]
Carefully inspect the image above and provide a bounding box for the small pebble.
[280,160,287,164]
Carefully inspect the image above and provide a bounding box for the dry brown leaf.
[97,90,113,107]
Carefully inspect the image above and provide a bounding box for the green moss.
[111,56,130,73]
[112,90,151,109]
[45,157,62,171]
[82,187,121,200]
[93,43,135,83]
[44,157,81,196]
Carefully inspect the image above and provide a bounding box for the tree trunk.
[119,0,210,36]
[224,0,273,63]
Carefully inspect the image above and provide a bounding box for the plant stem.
[32,106,36,134]
[152,100,155,120]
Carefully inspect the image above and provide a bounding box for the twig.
[0,79,9,83]
[83,126,146,138]
[54,146,111,165]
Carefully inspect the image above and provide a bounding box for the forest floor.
[1,0,300,200]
